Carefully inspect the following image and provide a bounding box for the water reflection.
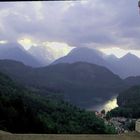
[88,95,118,112]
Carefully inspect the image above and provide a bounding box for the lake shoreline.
[87,95,118,112]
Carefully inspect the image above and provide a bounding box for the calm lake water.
[88,95,118,112]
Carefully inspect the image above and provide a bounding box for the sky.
[0,0,140,58]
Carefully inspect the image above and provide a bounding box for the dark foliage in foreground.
[0,72,116,134]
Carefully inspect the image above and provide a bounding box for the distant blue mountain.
[116,53,140,78]
[53,47,140,78]
[53,47,109,67]
[0,42,42,67]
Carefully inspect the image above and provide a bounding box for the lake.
[88,95,118,112]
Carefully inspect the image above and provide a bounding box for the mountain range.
[1,43,140,78]
[1,42,140,108]
[0,59,127,108]
[53,47,140,78]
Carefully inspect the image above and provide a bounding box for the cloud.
[0,0,140,50]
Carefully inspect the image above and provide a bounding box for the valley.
[0,45,140,114]
[0,59,127,109]
[0,0,140,136]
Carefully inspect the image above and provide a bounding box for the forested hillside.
[0,60,126,108]
[0,72,116,134]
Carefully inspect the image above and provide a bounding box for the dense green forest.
[107,86,140,118]
[0,72,116,134]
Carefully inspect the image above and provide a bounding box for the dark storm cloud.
[0,0,140,49]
